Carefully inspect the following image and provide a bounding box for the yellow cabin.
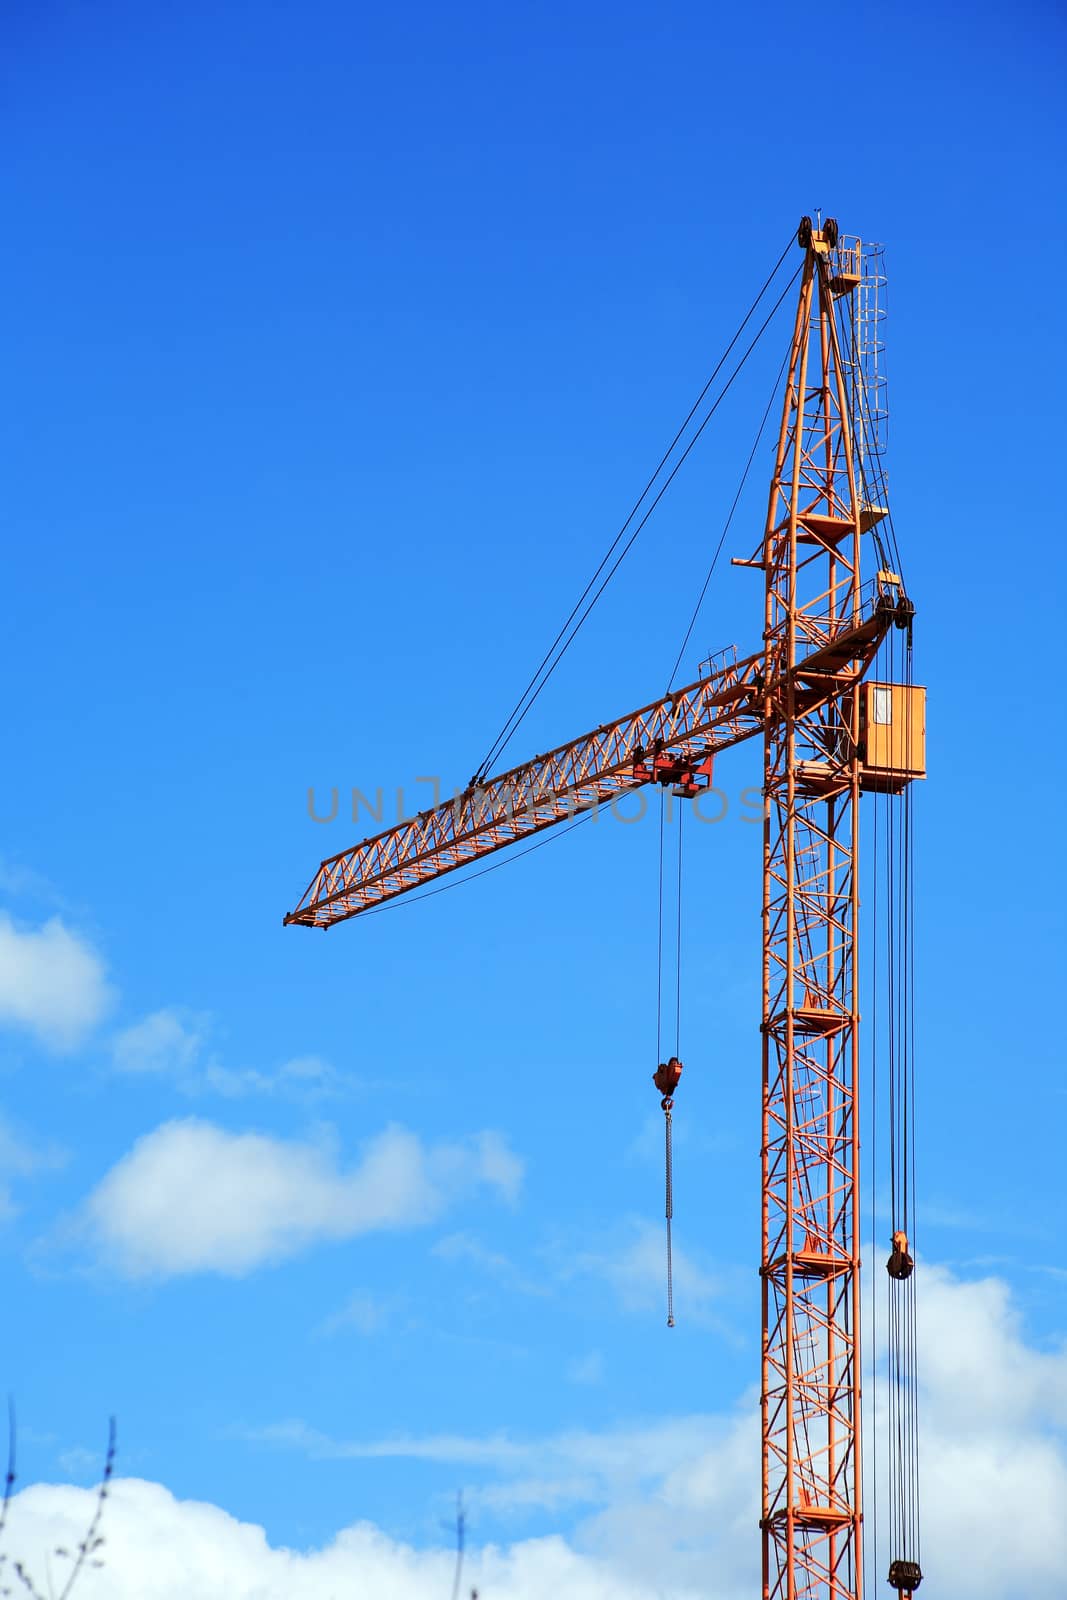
[859,682,926,792]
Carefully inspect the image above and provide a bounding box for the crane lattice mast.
[760,219,870,1600]
[286,218,925,1600]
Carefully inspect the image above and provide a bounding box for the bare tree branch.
[449,1490,465,1600]
[0,1411,115,1600]
[55,1419,115,1600]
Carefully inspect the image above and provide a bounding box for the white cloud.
[56,1445,104,1480]
[243,1263,1067,1600]
[0,1114,67,1221]
[204,1054,342,1099]
[472,1130,525,1203]
[0,1118,56,1182]
[0,1479,664,1600]
[317,1290,390,1337]
[111,1009,347,1100]
[915,1264,1067,1432]
[77,1118,525,1278]
[879,1263,1067,1600]
[569,1217,726,1328]
[433,1230,551,1296]
[3,1265,1064,1598]
[243,1409,756,1588]
[0,912,112,1051]
[433,1219,729,1324]
[566,1351,604,1386]
[112,1008,205,1075]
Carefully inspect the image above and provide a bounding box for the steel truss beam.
[761,230,868,1600]
[286,650,764,926]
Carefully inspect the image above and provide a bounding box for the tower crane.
[286,217,926,1600]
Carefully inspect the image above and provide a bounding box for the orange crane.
[286,217,925,1600]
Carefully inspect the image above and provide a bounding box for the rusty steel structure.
[287,218,923,1600]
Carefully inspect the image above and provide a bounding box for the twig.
[11,1557,47,1600]
[0,1414,116,1600]
[55,1419,115,1600]
[0,1399,15,1543]
[449,1491,465,1600]
[0,1399,19,1598]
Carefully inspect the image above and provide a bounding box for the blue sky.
[2,3,1066,1596]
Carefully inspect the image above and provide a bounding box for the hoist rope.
[656,790,666,1058]
[664,1096,675,1329]
[473,244,803,783]
[675,799,684,1055]
[655,783,686,1328]
[827,236,921,1589]
[870,753,881,1585]
[665,344,790,692]
[871,607,921,1588]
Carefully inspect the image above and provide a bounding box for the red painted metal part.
[285,219,911,1600]
[285,615,886,932]
[285,654,762,927]
[760,226,871,1600]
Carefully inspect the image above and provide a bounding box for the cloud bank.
[2,1479,659,1600]
[110,1007,343,1098]
[0,912,112,1051]
[0,1114,66,1222]
[1,1264,1065,1598]
[79,1118,523,1277]
[111,1008,204,1076]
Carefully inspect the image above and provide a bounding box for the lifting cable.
[876,607,921,1597]
[870,752,882,1584]
[472,239,802,785]
[644,259,797,1329]
[827,242,919,1593]
[653,789,685,1327]
[665,344,790,692]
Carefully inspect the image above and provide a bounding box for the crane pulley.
[887,1230,914,1282]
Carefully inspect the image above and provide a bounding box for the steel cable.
[664,1099,675,1329]
[474,243,802,782]
[665,345,790,692]
[675,798,684,1055]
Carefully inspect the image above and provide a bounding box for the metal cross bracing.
[287,597,890,931]
[286,647,765,927]
[759,223,876,1600]
[286,217,923,1600]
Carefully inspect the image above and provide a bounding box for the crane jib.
[285,607,892,930]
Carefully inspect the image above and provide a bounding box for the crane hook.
[654,1057,684,1328]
